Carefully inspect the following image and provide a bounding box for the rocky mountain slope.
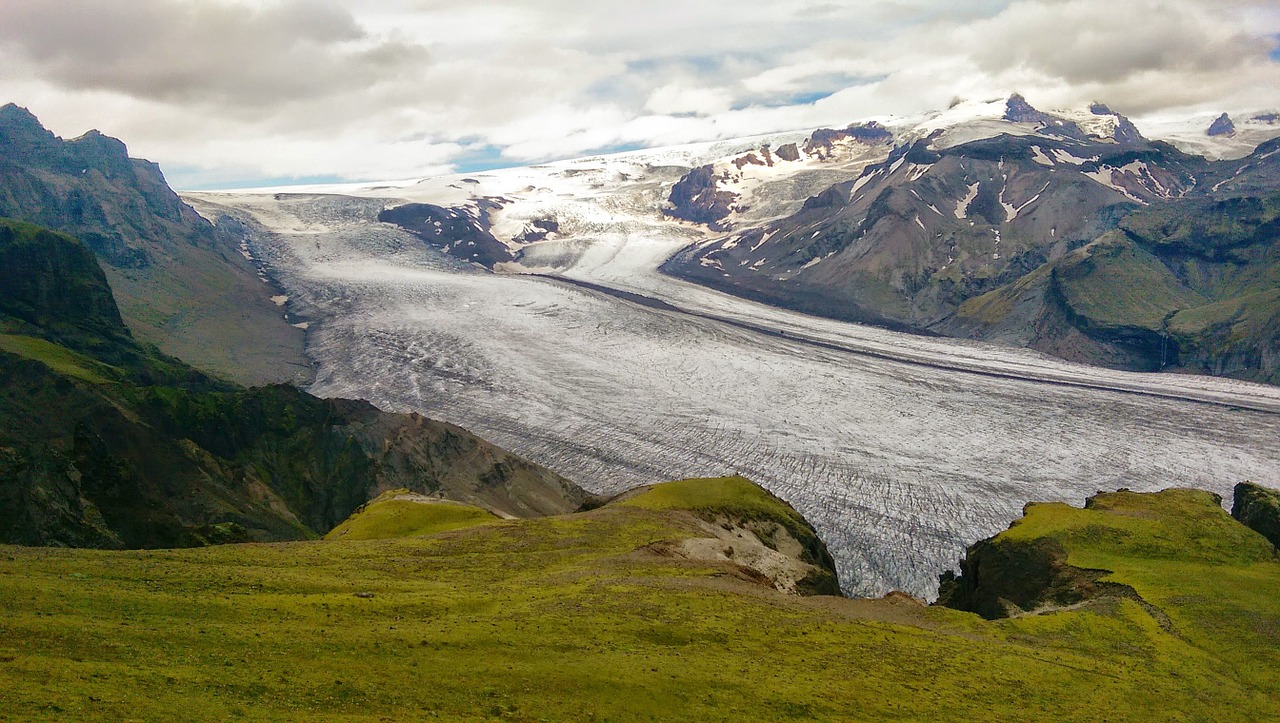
[1233,480,1280,549]
[0,218,586,548]
[0,104,307,384]
[662,97,1280,383]
[351,95,1280,385]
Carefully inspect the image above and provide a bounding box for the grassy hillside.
[1,479,1277,720]
[950,192,1280,381]
[1053,233,1207,333]
[324,490,498,541]
[0,218,587,549]
[0,334,118,385]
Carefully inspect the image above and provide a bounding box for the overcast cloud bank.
[2,0,1276,188]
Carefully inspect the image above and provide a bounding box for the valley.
[189,175,1280,598]
[5,3,1280,716]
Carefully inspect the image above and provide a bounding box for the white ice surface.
[186,142,1280,600]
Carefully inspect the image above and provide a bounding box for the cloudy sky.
[2,0,1277,189]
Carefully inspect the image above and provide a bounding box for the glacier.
[186,146,1280,598]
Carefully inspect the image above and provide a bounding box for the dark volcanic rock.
[803,122,893,158]
[936,496,1153,619]
[516,216,559,244]
[1233,482,1280,549]
[732,152,767,169]
[775,143,801,162]
[1003,94,1056,124]
[1090,103,1145,143]
[379,202,513,267]
[1208,113,1236,137]
[665,164,737,229]
[937,535,1109,619]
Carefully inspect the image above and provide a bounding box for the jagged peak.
[0,102,39,121]
[1208,112,1236,137]
[0,102,56,141]
[69,128,130,156]
[1003,93,1054,124]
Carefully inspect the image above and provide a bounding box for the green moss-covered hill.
[0,218,586,549]
[1,477,1278,720]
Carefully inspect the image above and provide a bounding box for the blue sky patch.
[453,144,514,174]
[734,89,837,111]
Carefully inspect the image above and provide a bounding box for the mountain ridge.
[660,96,1280,383]
[0,104,308,385]
[0,217,588,549]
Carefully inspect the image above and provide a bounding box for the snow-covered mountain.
[187,92,1280,394]
[275,94,1274,384]
[1137,110,1280,160]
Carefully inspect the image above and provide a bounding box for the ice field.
[187,159,1280,597]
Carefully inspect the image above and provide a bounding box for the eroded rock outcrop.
[1233,481,1280,549]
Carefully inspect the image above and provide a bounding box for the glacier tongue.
[185,142,1280,600]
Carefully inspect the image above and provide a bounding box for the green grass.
[1055,234,1207,331]
[620,475,806,523]
[0,481,1278,720]
[998,489,1280,690]
[955,260,1054,325]
[325,491,497,541]
[1169,287,1280,344]
[0,334,119,384]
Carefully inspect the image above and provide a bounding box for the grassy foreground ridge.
[1,478,1277,720]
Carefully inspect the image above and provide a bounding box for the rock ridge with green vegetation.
[0,104,308,384]
[0,218,587,549]
[1233,480,1280,549]
[2,480,1279,719]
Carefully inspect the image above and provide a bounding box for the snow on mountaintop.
[1133,110,1280,160]
[214,96,1278,203]
[198,95,1280,272]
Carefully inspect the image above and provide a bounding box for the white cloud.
[645,84,735,116]
[0,0,1276,188]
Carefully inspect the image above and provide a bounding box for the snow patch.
[1050,149,1095,165]
[1083,167,1148,205]
[1000,180,1051,222]
[955,182,980,220]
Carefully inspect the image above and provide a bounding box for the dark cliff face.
[0,220,587,549]
[934,535,1123,619]
[1208,113,1236,137]
[664,164,738,229]
[1089,103,1144,143]
[803,121,893,158]
[378,201,514,267]
[1233,482,1280,549]
[0,220,126,338]
[0,104,200,269]
[0,104,307,385]
[936,488,1270,620]
[1003,94,1056,124]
